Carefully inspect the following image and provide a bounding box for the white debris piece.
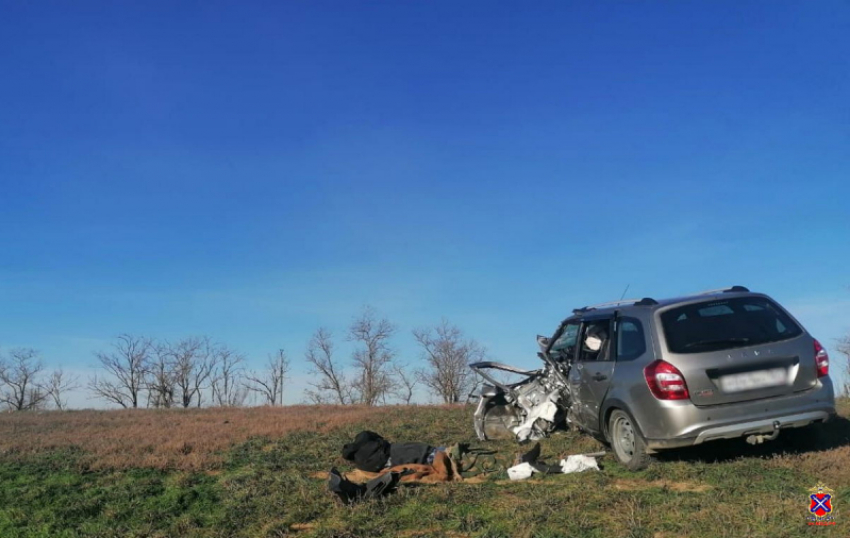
[512,400,559,442]
[559,455,600,474]
[507,462,536,480]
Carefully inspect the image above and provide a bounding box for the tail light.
[644,360,690,400]
[814,339,829,378]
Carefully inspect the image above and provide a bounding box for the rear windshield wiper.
[680,337,751,351]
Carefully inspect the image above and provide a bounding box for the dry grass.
[0,405,396,470]
[0,400,848,537]
[767,439,850,485]
[763,397,850,484]
[611,479,712,492]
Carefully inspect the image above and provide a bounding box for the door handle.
[592,373,608,382]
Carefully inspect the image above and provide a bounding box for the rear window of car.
[660,297,803,354]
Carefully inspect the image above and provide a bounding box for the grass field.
[0,400,847,538]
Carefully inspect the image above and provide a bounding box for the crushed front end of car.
[470,333,576,442]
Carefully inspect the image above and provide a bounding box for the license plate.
[719,368,787,393]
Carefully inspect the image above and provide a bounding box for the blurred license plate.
[719,368,787,393]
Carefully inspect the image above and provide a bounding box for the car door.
[572,316,616,434]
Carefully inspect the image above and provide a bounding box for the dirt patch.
[612,479,711,493]
[398,530,470,537]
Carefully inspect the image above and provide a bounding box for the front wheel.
[609,410,651,471]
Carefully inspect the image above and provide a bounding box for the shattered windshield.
[550,323,579,360]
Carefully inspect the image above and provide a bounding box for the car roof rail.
[588,299,644,309]
[694,285,750,295]
[725,285,750,293]
[573,296,660,315]
[576,298,643,312]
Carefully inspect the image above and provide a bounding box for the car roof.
[569,286,762,320]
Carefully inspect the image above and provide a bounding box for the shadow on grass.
[653,415,850,464]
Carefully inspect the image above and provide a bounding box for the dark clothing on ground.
[341,431,390,473]
[389,442,433,467]
[328,467,405,504]
[341,431,433,472]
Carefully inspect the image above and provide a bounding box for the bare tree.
[146,343,175,408]
[391,363,418,405]
[168,336,216,408]
[88,334,152,408]
[349,307,395,406]
[246,349,290,405]
[210,344,247,407]
[304,328,351,404]
[414,320,485,403]
[0,348,49,411]
[45,369,80,410]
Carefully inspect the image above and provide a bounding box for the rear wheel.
[609,410,651,471]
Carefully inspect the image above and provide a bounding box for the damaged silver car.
[470,286,836,470]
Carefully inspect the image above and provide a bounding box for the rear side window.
[661,297,803,354]
[616,318,646,361]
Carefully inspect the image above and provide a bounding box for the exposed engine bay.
[470,318,608,442]
[470,360,568,441]
[470,326,585,442]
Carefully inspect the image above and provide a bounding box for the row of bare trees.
[8,307,850,411]
[76,308,486,408]
[0,348,79,410]
[304,308,486,405]
[88,335,290,409]
[1,336,291,411]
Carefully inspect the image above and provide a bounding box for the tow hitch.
[745,421,781,445]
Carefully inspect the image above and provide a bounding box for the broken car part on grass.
[506,442,602,480]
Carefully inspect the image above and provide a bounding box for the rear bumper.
[645,409,834,450]
[640,378,835,451]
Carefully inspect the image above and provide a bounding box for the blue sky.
[1,1,848,406]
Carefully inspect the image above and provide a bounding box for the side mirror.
[537,335,549,352]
